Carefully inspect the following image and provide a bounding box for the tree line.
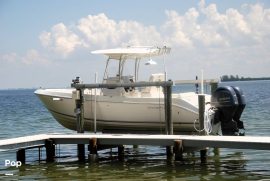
[220,75,270,82]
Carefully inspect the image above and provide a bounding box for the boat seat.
[149,73,165,82]
[102,76,125,96]
[141,73,165,96]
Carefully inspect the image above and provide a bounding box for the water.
[1,81,270,180]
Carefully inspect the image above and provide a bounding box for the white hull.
[35,89,210,134]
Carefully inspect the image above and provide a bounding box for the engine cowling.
[232,86,246,130]
[211,86,246,135]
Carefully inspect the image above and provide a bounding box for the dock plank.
[0,134,49,150]
[1,134,270,151]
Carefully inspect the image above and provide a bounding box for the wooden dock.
[1,134,270,150]
[1,133,270,164]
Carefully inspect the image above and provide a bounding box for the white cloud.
[21,49,49,65]
[245,4,270,43]
[162,10,193,48]
[39,15,162,55]
[1,49,49,65]
[1,53,18,63]
[226,8,250,35]
[39,3,270,52]
[36,1,270,79]
[77,13,118,47]
[77,13,162,48]
[39,23,85,57]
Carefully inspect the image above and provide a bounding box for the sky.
[0,0,270,89]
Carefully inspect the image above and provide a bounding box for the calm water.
[1,81,270,180]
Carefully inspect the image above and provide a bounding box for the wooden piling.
[213,147,220,156]
[75,89,86,161]
[164,82,173,135]
[118,145,125,161]
[198,94,205,135]
[88,138,98,161]
[200,149,207,163]
[75,89,84,133]
[174,140,183,161]
[77,144,85,161]
[45,139,55,162]
[164,81,173,158]
[16,149,25,164]
[198,94,207,162]
[89,138,98,154]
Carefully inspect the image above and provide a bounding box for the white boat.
[35,46,246,135]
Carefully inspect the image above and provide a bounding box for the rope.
[158,86,163,134]
[204,106,213,135]
[193,104,215,135]
[193,119,203,132]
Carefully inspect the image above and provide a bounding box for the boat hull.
[35,89,204,134]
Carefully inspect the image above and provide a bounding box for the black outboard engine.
[211,86,246,135]
[232,87,246,131]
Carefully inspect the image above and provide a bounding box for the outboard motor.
[211,86,246,135]
[232,87,246,131]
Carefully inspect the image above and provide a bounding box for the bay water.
[0,80,270,180]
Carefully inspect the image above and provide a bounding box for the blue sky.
[1,0,270,89]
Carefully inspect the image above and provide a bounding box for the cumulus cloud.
[246,3,270,43]
[162,10,194,48]
[39,15,163,56]
[197,1,270,47]
[0,52,18,63]
[22,49,49,65]
[37,1,270,78]
[1,49,49,65]
[39,2,270,53]
[77,13,162,48]
[39,23,85,57]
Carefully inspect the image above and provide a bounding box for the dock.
[2,133,270,150]
[1,133,270,164]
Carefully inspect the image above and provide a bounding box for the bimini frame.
[91,46,171,83]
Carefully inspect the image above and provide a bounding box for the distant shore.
[220,75,270,82]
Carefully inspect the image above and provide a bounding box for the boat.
[35,46,246,135]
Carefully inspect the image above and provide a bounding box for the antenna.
[201,69,204,94]
[163,45,167,81]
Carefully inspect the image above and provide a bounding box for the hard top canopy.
[91,46,170,60]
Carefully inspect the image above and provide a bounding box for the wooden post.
[88,138,98,162]
[164,81,173,158]
[164,82,173,135]
[118,145,125,161]
[94,72,98,133]
[89,138,97,154]
[174,140,183,161]
[16,149,25,164]
[77,144,85,162]
[198,94,207,162]
[75,89,84,133]
[213,148,220,156]
[45,139,55,162]
[198,94,205,135]
[75,89,85,161]
[200,149,207,163]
